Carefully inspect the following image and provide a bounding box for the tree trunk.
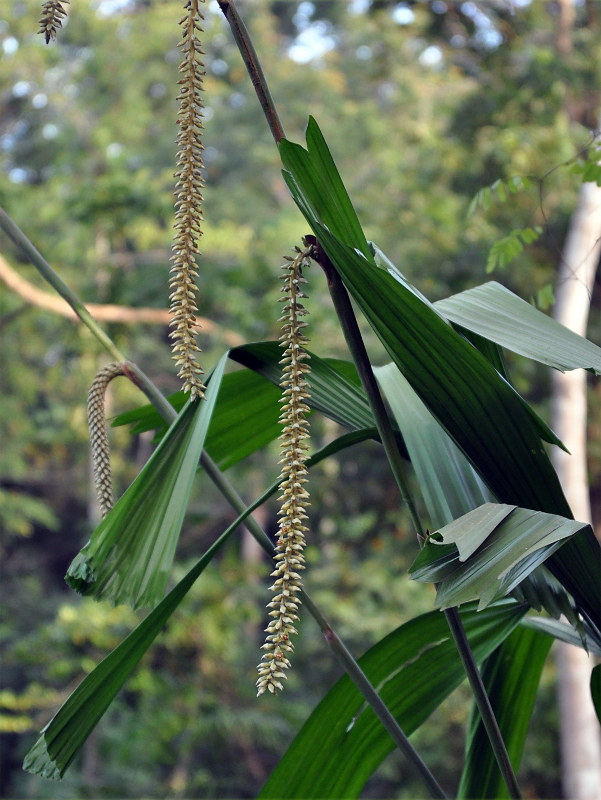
[551,165,601,800]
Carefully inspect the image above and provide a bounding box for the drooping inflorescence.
[256,246,312,696]
[170,0,206,400]
[38,0,70,44]
[87,362,125,519]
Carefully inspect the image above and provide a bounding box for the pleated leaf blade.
[23,424,382,781]
[280,118,601,632]
[410,503,590,610]
[65,353,229,609]
[435,281,601,375]
[458,627,553,799]
[260,600,526,799]
[24,483,255,780]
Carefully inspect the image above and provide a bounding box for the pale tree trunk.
[551,158,601,800]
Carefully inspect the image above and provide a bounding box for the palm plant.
[2,1,600,797]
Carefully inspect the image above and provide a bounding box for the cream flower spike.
[38,1,69,44]
[170,0,206,400]
[257,245,312,696]
[87,362,125,519]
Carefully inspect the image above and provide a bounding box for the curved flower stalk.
[257,246,312,696]
[88,362,125,519]
[38,1,70,44]
[171,0,206,400]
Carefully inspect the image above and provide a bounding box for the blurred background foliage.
[1,0,599,796]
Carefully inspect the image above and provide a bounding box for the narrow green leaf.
[280,119,601,633]
[280,116,371,260]
[374,362,580,628]
[520,616,601,657]
[374,363,494,530]
[112,371,282,470]
[435,281,601,375]
[281,123,566,510]
[66,353,229,609]
[260,600,526,799]
[23,490,255,781]
[410,504,590,610]
[114,344,380,462]
[458,627,552,799]
[22,426,385,782]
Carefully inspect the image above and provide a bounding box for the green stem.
[324,261,423,534]
[445,607,522,799]
[2,206,445,799]
[0,206,124,363]
[216,1,285,144]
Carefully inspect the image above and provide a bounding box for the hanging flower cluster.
[38,0,69,43]
[170,0,206,400]
[257,246,312,696]
[87,362,125,519]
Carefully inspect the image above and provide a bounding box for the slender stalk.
[204,453,446,798]
[323,260,423,534]
[3,207,445,798]
[445,607,522,799]
[0,207,124,363]
[216,1,285,144]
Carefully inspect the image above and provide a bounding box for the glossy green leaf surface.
[113,343,378,466]
[410,504,590,610]
[281,124,568,514]
[458,627,552,799]
[279,116,371,260]
[260,600,526,799]
[435,282,601,375]
[65,353,228,609]
[374,362,494,530]
[229,342,374,432]
[280,118,601,633]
